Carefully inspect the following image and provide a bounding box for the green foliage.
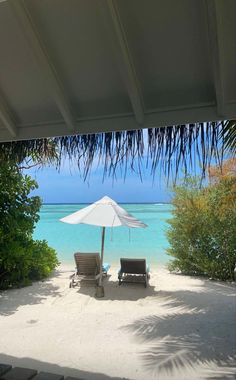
[0,162,59,289]
[167,177,236,281]
[29,240,59,280]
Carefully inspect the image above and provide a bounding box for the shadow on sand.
[1,269,235,379]
[121,280,236,379]
[76,275,158,301]
[0,271,62,316]
[0,353,131,380]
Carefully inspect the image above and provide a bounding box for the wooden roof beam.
[0,92,17,137]
[8,0,75,132]
[104,0,144,125]
[206,0,225,117]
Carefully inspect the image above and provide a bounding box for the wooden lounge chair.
[118,258,150,287]
[69,252,110,288]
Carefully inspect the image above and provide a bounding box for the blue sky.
[27,158,173,204]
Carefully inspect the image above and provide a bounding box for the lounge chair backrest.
[120,258,146,274]
[74,252,100,275]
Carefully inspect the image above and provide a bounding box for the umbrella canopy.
[60,196,147,295]
[60,196,147,228]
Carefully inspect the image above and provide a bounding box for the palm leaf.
[0,121,232,181]
[221,120,236,155]
[0,138,58,167]
[53,122,225,181]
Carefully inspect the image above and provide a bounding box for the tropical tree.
[167,163,236,281]
[0,162,58,289]
[208,157,236,183]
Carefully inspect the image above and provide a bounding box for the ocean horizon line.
[35,203,172,264]
[42,202,172,205]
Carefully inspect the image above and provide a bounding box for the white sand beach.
[0,264,235,380]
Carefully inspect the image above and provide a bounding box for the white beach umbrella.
[60,196,147,292]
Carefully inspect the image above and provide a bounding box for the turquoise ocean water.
[33,204,173,266]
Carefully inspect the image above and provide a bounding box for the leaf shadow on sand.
[121,280,236,379]
[0,270,62,316]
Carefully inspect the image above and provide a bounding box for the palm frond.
[53,122,225,181]
[221,120,236,155]
[0,138,58,167]
[0,121,232,181]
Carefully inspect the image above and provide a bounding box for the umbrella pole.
[96,226,105,297]
[100,226,105,286]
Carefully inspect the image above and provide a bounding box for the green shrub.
[29,240,59,280]
[0,162,59,289]
[167,177,236,281]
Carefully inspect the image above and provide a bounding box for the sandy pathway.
[0,265,235,379]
